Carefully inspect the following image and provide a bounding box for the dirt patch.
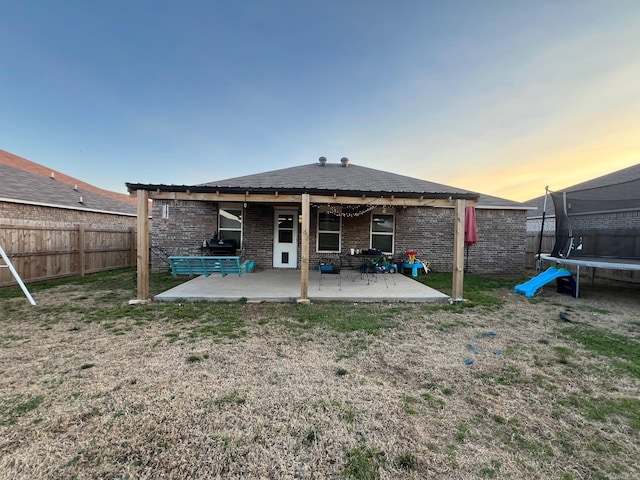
[0,275,638,479]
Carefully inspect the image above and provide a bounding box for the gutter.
[125,183,481,201]
[0,197,137,217]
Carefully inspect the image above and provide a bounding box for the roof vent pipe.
[50,171,55,179]
[318,156,327,166]
[340,157,349,167]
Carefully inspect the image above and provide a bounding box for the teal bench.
[168,256,252,278]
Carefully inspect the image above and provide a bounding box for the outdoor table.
[341,254,387,284]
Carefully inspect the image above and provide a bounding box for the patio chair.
[318,257,341,290]
[360,255,398,288]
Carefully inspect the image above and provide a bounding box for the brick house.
[128,158,528,301]
[1,148,137,227]
[0,149,138,284]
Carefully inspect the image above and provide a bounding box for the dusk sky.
[1,1,639,201]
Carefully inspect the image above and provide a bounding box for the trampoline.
[540,254,640,297]
[535,166,640,297]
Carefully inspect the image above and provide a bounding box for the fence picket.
[0,224,136,286]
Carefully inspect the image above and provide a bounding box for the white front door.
[273,209,298,268]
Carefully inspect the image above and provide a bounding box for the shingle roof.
[200,162,524,208]
[127,161,525,208]
[202,162,470,194]
[525,163,640,218]
[0,149,137,215]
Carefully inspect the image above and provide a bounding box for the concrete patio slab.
[154,269,449,303]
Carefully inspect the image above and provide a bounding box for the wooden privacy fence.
[525,232,555,268]
[0,224,136,287]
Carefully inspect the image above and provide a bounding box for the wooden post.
[299,193,310,302]
[452,198,465,301]
[136,190,150,300]
[78,224,86,276]
[129,227,136,267]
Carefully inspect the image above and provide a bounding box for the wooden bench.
[168,256,252,278]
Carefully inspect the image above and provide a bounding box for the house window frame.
[316,208,342,253]
[370,209,395,254]
[218,203,243,248]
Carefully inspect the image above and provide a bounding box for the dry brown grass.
[0,271,638,479]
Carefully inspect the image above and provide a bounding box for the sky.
[1,0,639,202]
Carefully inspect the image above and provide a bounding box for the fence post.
[129,227,136,267]
[78,224,86,276]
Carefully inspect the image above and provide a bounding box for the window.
[371,211,394,253]
[317,210,341,252]
[218,204,243,247]
[277,213,294,243]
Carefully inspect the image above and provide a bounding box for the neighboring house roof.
[0,148,137,215]
[525,163,640,218]
[475,192,529,210]
[128,161,526,209]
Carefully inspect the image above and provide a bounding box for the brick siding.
[151,200,527,276]
[151,200,218,271]
[1,201,135,229]
[243,204,275,267]
[569,209,640,232]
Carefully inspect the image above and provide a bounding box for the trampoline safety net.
[550,176,640,260]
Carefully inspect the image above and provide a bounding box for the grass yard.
[0,269,638,479]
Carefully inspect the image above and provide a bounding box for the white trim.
[217,203,243,247]
[316,207,342,253]
[435,202,534,211]
[370,208,395,254]
[528,206,640,220]
[0,197,137,217]
[476,204,536,211]
[274,208,299,268]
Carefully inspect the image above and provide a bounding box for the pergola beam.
[137,191,303,203]
[310,195,476,207]
[131,188,473,303]
[129,189,477,208]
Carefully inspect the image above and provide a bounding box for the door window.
[278,214,294,243]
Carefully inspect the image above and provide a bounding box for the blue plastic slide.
[514,267,572,297]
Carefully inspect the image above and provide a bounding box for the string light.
[311,203,394,217]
